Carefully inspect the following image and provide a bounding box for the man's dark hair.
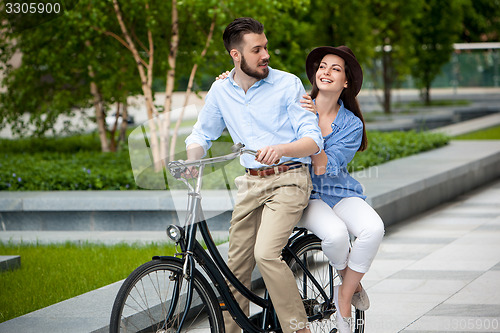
[223,17,264,53]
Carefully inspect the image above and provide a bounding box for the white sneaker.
[334,285,353,333]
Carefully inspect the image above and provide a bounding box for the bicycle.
[109,143,365,333]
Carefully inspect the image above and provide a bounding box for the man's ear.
[230,49,240,62]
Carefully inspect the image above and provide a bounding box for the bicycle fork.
[176,253,196,333]
[171,202,200,332]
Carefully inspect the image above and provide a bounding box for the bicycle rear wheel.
[286,235,365,333]
[109,257,224,333]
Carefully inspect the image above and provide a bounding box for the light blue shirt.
[185,67,323,168]
[310,99,367,207]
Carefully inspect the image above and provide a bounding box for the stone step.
[0,255,21,271]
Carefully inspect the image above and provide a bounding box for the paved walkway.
[1,179,499,332]
[363,179,500,332]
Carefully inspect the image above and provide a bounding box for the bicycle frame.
[163,145,332,332]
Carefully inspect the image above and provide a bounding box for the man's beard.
[241,54,269,80]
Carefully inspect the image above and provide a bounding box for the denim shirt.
[185,67,323,169]
[310,99,367,207]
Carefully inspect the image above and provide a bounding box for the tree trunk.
[382,50,393,114]
[86,43,110,153]
[424,84,431,106]
[109,102,120,152]
[112,0,163,169]
[119,102,128,144]
[90,81,109,152]
[162,0,179,162]
[169,14,216,161]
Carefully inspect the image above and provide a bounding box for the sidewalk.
[362,179,500,332]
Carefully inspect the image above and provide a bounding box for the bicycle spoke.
[288,237,365,333]
[110,260,222,332]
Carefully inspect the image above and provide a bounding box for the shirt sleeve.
[184,87,226,156]
[285,76,323,154]
[324,119,363,176]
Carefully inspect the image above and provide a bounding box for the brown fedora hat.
[306,45,363,96]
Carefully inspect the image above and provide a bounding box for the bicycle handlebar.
[167,143,257,179]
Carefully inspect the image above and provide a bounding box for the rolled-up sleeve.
[185,89,226,156]
[324,120,363,176]
[285,77,323,154]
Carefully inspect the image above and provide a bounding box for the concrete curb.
[429,112,500,136]
[358,140,500,227]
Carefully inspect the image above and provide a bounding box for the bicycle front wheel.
[287,235,365,333]
[109,258,224,333]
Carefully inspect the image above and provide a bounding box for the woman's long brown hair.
[310,61,368,151]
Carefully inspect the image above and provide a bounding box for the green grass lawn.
[0,241,178,323]
[453,125,500,140]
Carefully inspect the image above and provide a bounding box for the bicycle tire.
[109,257,224,333]
[286,235,365,333]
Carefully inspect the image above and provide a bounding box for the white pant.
[299,197,385,273]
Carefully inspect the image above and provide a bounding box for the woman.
[299,45,385,332]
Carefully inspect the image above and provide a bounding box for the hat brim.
[306,46,363,96]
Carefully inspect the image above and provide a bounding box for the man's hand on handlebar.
[255,145,283,165]
[181,164,199,179]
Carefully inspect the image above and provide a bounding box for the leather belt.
[246,162,304,177]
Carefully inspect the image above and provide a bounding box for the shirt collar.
[332,98,347,128]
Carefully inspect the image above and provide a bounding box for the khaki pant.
[223,167,312,333]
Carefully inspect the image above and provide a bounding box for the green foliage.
[0,135,135,191]
[1,130,449,191]
[367,0,424,113]
[302,0,375,71]
[0,241,178,323]
[1,150,135,191]
[0,1,137,138]
[0,133,102,154]
[410,0,464,103]
[348,131,449,172]
[460,0,500,42]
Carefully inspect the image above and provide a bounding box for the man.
[185,17,322,333]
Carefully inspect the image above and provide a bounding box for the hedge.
[0,130,449,191]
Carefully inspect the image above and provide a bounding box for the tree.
[460,0,500,42]
[367,0,423,114]
[1,0,319,160]
[410,0,464,105]
[302,0,375,74]
[0,1,138,151]
[92,0,226,168]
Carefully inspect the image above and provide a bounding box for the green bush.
[0,133,102,153]
[348,130,449,172]
[0,130,449,191]
[1,150,136,191]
